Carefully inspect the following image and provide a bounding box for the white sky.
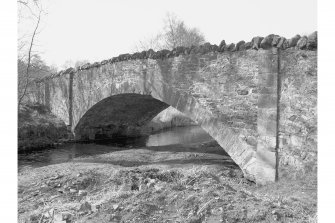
[24,0,317,69]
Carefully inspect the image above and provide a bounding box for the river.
[18,126,213,171]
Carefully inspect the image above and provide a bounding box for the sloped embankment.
[18,103,70,152]
[18,141,317,223]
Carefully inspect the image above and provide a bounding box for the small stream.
[18,126,213,171]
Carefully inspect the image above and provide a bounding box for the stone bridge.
[28,32,317,185]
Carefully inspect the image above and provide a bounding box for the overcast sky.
[22,0,317,69]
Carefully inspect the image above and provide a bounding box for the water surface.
[18,126,213,171]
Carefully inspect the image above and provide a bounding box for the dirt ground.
[18,141,317,223]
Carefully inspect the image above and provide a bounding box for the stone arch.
[73,84,258,182]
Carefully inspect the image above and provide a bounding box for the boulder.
[172,46,185,56]
[130,52,140,60]
[78,190,87,196]
[282,38,290,49]
[244,42,253,50]
[79,201,92,213]
[225,43,235,51]
[235,40,246,51]
[210,44,219,52]
[156,50,167,59]
[146,49,155,58]
[92,62,100,67]
[62,213,72,221]
[260,34,275,49]
[100,60,108,65]
[218,40,226,52]
[64,67,75,74]
[276,37,287,49]
[307,31,317,50]
[251,36,264,50]
[154,184,164,191]
[69,188,77,193]
[152,51,161,59]
[110,57,118,63]
[139,51,147,59]
[296,36,308,49]
[146,178,156,188]
[160,49,171,58]
[288,34,301,48]
[271,35,281,47]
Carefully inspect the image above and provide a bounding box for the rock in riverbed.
[78,190,88,196]
[79,201,92,213]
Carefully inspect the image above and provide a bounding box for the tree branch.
[18,10,41,106]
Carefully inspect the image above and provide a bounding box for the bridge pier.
[68,73,74,128]
[255,48,280,184]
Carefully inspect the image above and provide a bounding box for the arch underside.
[74,94,169,140]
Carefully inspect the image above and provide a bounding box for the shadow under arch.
[74,93,170,141]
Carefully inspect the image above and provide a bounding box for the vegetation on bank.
[18,103,70,152]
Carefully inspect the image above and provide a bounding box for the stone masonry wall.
[279,50,317,174]
[48,74,71,125]
[29,31,317,184]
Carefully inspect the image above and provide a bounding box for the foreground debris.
[18,144,317,223]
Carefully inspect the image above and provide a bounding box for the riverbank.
[18,141,317,223]
[18,103,71,152]
[18,104,196,153]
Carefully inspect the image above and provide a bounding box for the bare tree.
[18,0,46,106]
[61,60,90,70]
[134,13,205,51]
[163,13,205,49]
[135,34,165,52]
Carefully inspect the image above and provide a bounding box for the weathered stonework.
[279,50,317,173]
[29,32,317,184]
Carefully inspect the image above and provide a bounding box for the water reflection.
[18,126,212,171]
[146,125,212,146]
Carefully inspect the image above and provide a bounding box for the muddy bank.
[18,103,71,152]
[18,141,317,223]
